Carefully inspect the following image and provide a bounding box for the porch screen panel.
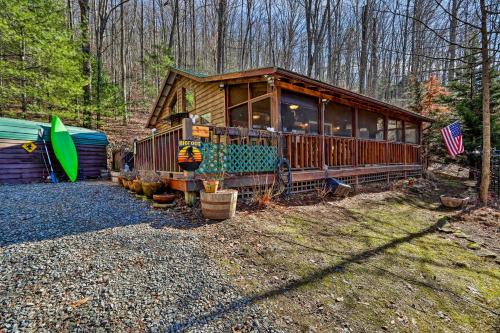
[325,102,352,136]
[405,122,419,143]
[252,98,271,129]
[229,84,248,106]
[358,109,384,140]
[280,91,319,134]
[388,119,403,142]
[230,104,249,127]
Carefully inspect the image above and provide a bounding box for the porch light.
[289,104,299,110]
[252,115,261,119]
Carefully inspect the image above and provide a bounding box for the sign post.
[181,118,197,206]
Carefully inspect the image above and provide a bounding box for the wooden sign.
[22,142,37,153]
[177,140,203,171]
[192,125,210,138]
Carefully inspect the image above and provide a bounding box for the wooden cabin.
[137,67,432,199]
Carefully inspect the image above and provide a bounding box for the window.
[388,119,403,142]
[170,96,178,114]
[186,89,195,112]
[228,82,272,129]
[405,122,419,143]
[230,104,248,127]
[229,84,248,106]
[280,91,319,134]
[200,113,211,125]
[252,98,271,129]
[251,82,268,98]
[358,109,384,140]
[325,102,352,136]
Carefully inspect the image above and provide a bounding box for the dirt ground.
[187,175,499,332]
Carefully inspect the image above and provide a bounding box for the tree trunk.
[359,2,370,94]
[216,0,226,73]
[78,0,92,128]
[479,0,490,205]
[447,0,459,82]
[120,0,128,125]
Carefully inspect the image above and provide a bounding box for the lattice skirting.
[229,170,422,197]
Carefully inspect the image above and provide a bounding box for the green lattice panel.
[196,143,278,175]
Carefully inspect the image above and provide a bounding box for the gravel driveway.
[0,182,278,332]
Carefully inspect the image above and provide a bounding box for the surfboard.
[51,116,78,182]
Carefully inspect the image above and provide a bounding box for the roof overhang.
[146,67,432,128]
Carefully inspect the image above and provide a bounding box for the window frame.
[387,118,404,142]
[227,82,272,129]
[404,121,419,144]
[280,90,320,135]
[357,109,385,141]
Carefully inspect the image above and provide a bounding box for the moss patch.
[206,191,500,332]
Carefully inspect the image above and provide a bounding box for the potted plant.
[141,171,164,198]
[199,171,238,220]
[122,171,136,190]
[200,170,225,193]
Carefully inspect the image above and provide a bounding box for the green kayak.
[51,116,78,182]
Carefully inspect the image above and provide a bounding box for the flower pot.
[110,171,121,183]
[440,195,469,208]
[200,189,238,220]
[203,180,219,193]
[131,180,143,194]
[142,181,163,198]
[153,193,176,204]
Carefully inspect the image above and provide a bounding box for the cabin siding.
[156,76,225,132]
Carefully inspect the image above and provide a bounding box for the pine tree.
[0,0,84,119]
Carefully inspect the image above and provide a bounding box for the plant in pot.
[122,171,136,190]
[200,170,225,193]
[131,176,143,194]
[141,171,164,198]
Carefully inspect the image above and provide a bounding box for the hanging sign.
[177,140,203,171]
[22,142,37,153]
[192,125,210,138]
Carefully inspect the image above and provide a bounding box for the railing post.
[182,118,197,206]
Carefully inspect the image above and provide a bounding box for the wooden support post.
[182,118,197,206]
[353,108,359,167]
[320,99,326,171]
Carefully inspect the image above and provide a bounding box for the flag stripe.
[441,121,464,158]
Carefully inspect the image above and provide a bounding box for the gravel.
[0,182,279,332]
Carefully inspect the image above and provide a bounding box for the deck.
[134,122,423,195]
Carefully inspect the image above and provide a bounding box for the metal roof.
[0,117,108,146]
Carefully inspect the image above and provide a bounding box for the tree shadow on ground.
[165,216,500,331]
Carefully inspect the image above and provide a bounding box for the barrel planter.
[200,189,238,220]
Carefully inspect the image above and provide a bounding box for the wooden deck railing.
[282,133,322,169]
[135,126,422,173]
[135,126,182,172]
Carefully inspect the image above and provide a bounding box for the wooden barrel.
[200,189,238,220]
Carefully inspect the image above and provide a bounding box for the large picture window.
[228,83,271,129]
[325,102,352,136]
[388,119,403,142]
[358,109,384,140]
[405,122,419,143]
[280,91,319,134]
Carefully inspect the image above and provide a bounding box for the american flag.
[441,121,464,158]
